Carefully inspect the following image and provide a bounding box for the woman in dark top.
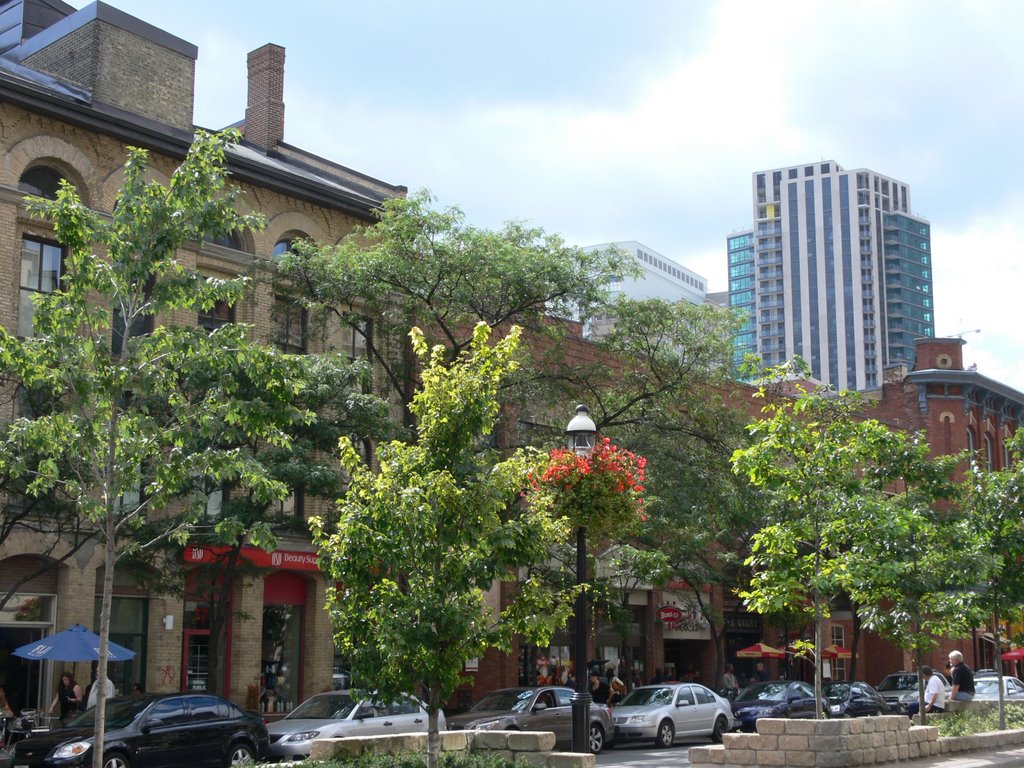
[47,672,83,721]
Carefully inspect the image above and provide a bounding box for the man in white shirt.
[86,674,116,709]
[908,666,945,718]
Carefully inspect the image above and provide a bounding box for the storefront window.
[262,605,302,712]
[94,597,146,694]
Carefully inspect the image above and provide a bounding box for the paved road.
[596,739,704,767]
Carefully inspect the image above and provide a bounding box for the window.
[198,299,235,332]
[18,165,64,200]
[273,238,293,258]
[984,434,995,471]
[19,237,64,337]
[831,625,847,680]
[276,489,304,522]
[204,231,244,251]
[204,486,226,519]
[112,276,155,355]
[147,697,189,726]
[188,695,225,721]
[676,687,695,706]
[275,297,307,354]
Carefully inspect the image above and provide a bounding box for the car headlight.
[474,720,504,731]
[286,731,321,742]
[626,714,651,725]
[746,707,776,717]
[53,741,92,759]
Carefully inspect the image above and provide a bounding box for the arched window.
[984,434,995,471]
[204,230,244,251]
[966,428,976,457]
[18,165,65,199]
[273,238,293,258]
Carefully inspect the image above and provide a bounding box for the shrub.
[933,704,1024,737]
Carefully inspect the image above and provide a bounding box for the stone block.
[859,718,876,733]
[870,733,885,748]
[779,734,809,750]
[311,738,361,761]
[508,731,556,752]
[783,749,817,766]
[879,715,906,731]
[882,745,898,761]
[547,752,596,768]
[813,719,847,736]
[473,731,512,750]
[749,734,778,751]
[755,750,788,766]
[811,735,849,753]
[513,753,548,767]
[756,719,787,735]
[897,744,909,760]
[814,751,853,768]
[689,746,716,764]
[723,733,756,749]
[440,731,471,752]
[846,719,864,735]
[786,720,817,735]
[377,734,425,754]
[724,750,757,766]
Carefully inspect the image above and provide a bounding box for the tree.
[960,430,1024,728]
[731,367,936,718]
[312,323,574,768]
[275,190,635,412]
[0,131,313,766]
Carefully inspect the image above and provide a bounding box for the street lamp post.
[565,404,597,754]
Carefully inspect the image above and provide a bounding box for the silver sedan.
[267,690,442,760]
[612,683,734,747]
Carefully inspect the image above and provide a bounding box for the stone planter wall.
[688,716,1024,768]
[309,730,596,767]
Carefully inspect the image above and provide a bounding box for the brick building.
[0,0,404,713]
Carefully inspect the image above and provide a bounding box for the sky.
[77,1,1024,390]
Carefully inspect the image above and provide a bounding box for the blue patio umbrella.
[12,624,136,662]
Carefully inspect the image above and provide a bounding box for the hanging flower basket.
[530,437,646,539]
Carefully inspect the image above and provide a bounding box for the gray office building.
[728,161,933,390]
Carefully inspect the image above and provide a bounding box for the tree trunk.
[206,544,242,697]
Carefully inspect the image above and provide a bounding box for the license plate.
[830,705,841,714]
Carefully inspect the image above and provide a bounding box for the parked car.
[822,681,888,717]
[876,671,951,714]
[268,690,442,760]
[611,683,733,747]
[731,680,819,731]
[10,692,267,768]
[972,675,1024,702]
[446,686,612,753]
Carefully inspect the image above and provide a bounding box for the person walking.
[47,672,83,722]
[722,663,739,700]
[948,650,975,701]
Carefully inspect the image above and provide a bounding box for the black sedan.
[823,682,888,717]
[731,681,819,731]
[11,693,268,768]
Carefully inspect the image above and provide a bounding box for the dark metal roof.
[907,368,1024,421]
[0,56,401,219]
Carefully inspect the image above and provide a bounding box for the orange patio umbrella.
[736,642,787,659]
[824,644,854,659]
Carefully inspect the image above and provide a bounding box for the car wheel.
[589,722,605,753]
[226,742,255,767]
[712,716,728,743]
[655,719,675,748]
[103,753,130,768]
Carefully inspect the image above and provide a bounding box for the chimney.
[244,43,286,151]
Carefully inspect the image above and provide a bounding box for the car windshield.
[471,689,534,713]
[286,693,357,720]
[877,675,917,692]
[823,683,850,700]
[64,698,151,729]
[735,683,789,702]
[620,687,676,707]
[975,680,999,694]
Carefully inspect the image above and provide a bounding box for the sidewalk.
[901,745,1024,767]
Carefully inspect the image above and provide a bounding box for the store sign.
[658,599,710,639]
[184,544,320,572]
[656,605,685,624]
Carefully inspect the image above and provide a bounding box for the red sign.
[656,605,685,623]
[184,543,320,572]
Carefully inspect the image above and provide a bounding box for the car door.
[691,685,721,735]
[134,697,191,768]
[548,688,576,746]
[523,689,566,745]
[184,695,232,767]
[787,682,818,718]
[672,685,702,735]
[382,697,429,734]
